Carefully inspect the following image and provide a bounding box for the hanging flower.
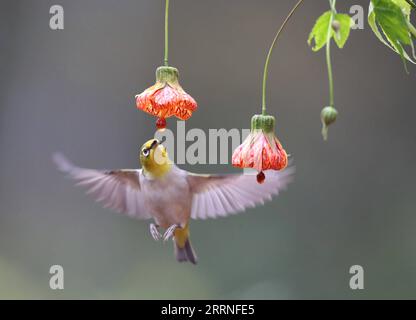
[136,66,197,130]
[232,114,288,184]
[230,1,304,182]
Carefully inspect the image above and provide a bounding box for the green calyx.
[251,114,276,133]
[156,66,179,84]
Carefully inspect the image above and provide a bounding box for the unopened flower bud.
[332,20,341,40]
[331,20,341,32]
[320,106,338,141]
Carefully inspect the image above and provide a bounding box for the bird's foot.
[163,224,179,242]
[149,223,162,241]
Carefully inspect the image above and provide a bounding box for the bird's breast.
[141,169,192,227]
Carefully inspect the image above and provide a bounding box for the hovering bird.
[53,139,294,265]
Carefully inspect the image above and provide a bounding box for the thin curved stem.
[164,0,169,66]
[329,0,337,12]
[326,0,336,107]
[326,39,334,106]
[261,0,305,115]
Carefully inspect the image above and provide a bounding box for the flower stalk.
[135,0,198,129]
[321,0,339,141]
[261,0,304,115]
[326,0,336,107]
[164,0,170,66]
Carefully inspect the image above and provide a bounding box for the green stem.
[261,0,304,115]
[164,0,169,66]
[326,0,336,107]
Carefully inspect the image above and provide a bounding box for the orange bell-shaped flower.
[232,114,288,183]
[136,66,197,130]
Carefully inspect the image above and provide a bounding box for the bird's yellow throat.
[142,158,172,178]
[140,139,172,178]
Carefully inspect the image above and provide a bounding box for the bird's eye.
[142,149,150,157]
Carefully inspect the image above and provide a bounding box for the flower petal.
[232,130,288,171]
[136,83,197,120]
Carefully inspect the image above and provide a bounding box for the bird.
[53,138,294,265]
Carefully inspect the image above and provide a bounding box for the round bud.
[331,20,341,32]
[320,106,338,141]
[321,106,338,126]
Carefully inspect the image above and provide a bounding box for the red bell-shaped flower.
[136,66,197,130]
[232,114,288,183]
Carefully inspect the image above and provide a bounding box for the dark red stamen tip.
[256,171,265,184]
[156,117,167,130]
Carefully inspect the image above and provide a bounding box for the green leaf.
[308,11,353,52]
[308,11,332,52]
[405,0,416,10]
[373,0,411,45]
[333,14,353,49]
[392,0,412,15]
[369,0,416,69]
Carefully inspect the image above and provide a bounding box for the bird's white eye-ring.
[142,149,150,157]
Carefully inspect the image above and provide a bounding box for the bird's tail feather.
[174,238,197,265]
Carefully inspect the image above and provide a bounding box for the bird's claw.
[150,223,162,241]
[163,224,178,242]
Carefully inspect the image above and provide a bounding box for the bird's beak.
[150,139,159,150]
[153,136,166,148]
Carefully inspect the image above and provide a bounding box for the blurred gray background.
[1,0,415,299]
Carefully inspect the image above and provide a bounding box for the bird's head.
[140,138,172,178]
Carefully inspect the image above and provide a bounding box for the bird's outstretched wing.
[53,153,151,219]
[187,167,294,220]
